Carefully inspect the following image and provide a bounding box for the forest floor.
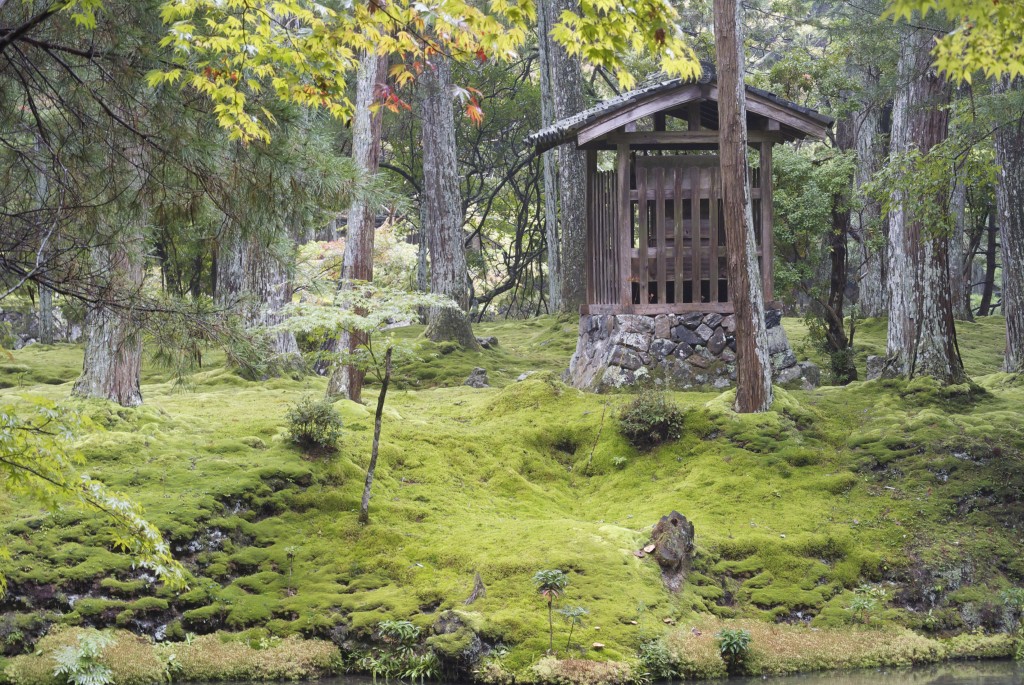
[1,315,1023,683]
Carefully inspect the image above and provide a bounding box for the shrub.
[618,394,686,450]
[637,639,674,680]
[286,396,343,453]
[716,628,751,674]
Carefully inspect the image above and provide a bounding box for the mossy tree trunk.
[993,75,1024,373]
[419,55,480,349]
[883,27,966,384]
[714,0,773,413]
[327,52,388,402]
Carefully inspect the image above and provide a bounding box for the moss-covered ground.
[2,315,1023,682]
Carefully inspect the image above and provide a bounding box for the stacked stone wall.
[567,309,819,391]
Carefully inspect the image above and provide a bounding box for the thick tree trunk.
[73,228,144,407]
[34,137,54,345]
[217,229,300,365]
[327,52,388,402]
[419,56,480,348]
[537,0,561,312]
[883,28,966,384]
[714,0,773,413]
[993,76,1024,372]
[949,175,973,320]
[539,0,586,313]
[852,83,888,317]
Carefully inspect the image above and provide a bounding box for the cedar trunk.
[73,229,144,407]
[327,52,388,401]
[540,0,586,313]
[993,76,1024,373]
[713,0,773,413]
[537,0,561,312]
[852,78,888,318]
[419,56,480,348]
[884,28,966,384]
[217,229,300,365]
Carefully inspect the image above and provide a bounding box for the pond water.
[258,661,1024,685]
[703,660,1024,684]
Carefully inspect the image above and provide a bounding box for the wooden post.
[617,143,632,307]
[759,142,774,301]
[586,149,596,305]
[690,166,701,302]
[673,167,684,303]
[637,165,649,304]
[710,171,720,303]
[655,166,667,304]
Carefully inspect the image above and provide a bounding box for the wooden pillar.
[617,143,632,308]
[585,148,597,305]
[759,142,774,302]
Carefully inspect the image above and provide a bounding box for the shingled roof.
[527,64,834,152]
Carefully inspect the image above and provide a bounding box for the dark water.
[198,662,1024,685]
[703,660,1024,684]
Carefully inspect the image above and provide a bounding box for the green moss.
[3,316,1024,679]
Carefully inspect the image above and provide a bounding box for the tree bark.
[537,0,561,312]
[359,345,392,524]
[419,56,480,348]
[883,28,966,384]
[978,211,998,317]
[949,173,973,320]
[851,75,888,317]
[34,136,54,345]
[327,52,388,402]
[539,0,586,313]
[714,0,773,413]
[73,228,144,407]
[216,228,300,365]
[993,75,1024,373]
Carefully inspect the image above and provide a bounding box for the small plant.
[558,606,588,652]
[533,569,569,654]
[286,396,343,453]
[848,584,887,624]
[618,393,686,450]
[52,630,115,685]
[638,638,674,680]
[612,455,628,469]
[716,628,751,673]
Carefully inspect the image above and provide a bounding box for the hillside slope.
[1,316,1022,681]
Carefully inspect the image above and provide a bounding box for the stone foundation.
[567,309,819,392]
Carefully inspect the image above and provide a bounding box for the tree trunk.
[883,28,966,384]
[419,56,480,348]
[714,0,773,413]
[34,137,54,345]
[949,174,973,320]
[327,52,388,402]
[540,0,586,313]
[819,114,856,384]
[216,228,300,365]
[852,81,888,317]
[359,346,392,524]
[993,75,1024,372]
[73,229,144,407]
[978,211,998,316]
[537,0,561,312]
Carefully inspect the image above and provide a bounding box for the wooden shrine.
[528,66,832,316]
[528,67,833,391]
